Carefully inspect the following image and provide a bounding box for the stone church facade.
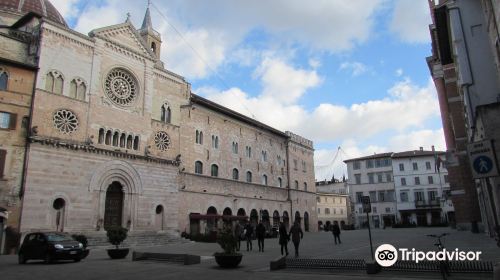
[0,0,317,244]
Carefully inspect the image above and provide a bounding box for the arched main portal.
[53,198,66,232]
[294,211,301,226]
[206,206,217,232]
[223,207,232,226]
[104,182,124,230]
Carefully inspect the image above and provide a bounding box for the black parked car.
[18,232,84,264]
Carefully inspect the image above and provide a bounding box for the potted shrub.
[213,227,242,268]
[106,226,129,259]
[72,234,90,259]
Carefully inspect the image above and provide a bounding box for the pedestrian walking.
[244,222,254,251]
[332,221,341,245]
[278,222,289,256]
[289,221,303,258]
[234,223,242,251]
[256,222,266,252]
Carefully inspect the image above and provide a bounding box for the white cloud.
[395,68,403,77]
[50,0,80,19]
[71,1,384,79]
[389,129,445,152]
[255,57,322,104]
[390,0,432,43]
[339,61,369,77]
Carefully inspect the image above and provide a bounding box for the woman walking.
[278,222,289,256]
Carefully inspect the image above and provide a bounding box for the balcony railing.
[415,199,441,208]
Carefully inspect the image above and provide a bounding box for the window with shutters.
[0,112,16,130]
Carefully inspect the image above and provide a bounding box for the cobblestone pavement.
[1,227,498,280]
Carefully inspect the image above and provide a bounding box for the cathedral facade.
[0,0,317,245]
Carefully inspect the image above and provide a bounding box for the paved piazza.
[1,227,498,280]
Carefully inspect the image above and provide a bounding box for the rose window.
[53,109,78,134]
[154,131,171,151]
[104,68,138,106]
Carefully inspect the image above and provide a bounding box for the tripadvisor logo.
[374,244,482,267]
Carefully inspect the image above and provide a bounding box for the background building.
[345,153,396,229]
[315,180,350,230]
[392,149,454,226]
[0,10,40,253]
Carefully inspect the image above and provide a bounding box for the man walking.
[244,222,254,251]
[332,221,341,244]
[289,221,304,258]
[256,222,266,252]
[278,222,289,256]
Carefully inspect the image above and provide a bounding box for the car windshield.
[46,233,74,242]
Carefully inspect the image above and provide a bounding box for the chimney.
[419,147,423,151]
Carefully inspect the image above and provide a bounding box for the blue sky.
[54,0,444,180]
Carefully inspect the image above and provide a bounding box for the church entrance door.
[104,182,124,230]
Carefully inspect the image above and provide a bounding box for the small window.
[354,174,361,184]
[0,70,8,90]
[353,161,361,170]
[400,191,408,202]
[246,171,252,183]
[195,130,203,144]
[195,161,203,174]
[232,142,238,154]
[304,182,307,191]
[245,146,252,158]
[262,174,267,185]
[211,164,218,177]
[399,163,404,171]
[232,168,239,180]
[133,136,139,150]
[415,177,420,185]
[412,162,418,171]
[46,71,64,94]
[426,161,432,170]
[295,180,299,189]
[212,135,219,149]
[401,178,406,186]
[428,175,434,184]
[278,177,282,188]
[325,208,330,214]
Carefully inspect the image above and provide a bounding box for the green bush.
[72,234,88,248]
[216,227,238,255]
[106,226,128,249]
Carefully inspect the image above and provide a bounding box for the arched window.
[45,71,64,94]
[295,180,299,189]
[151,42,156,53]
[232,142,238,154]
[232,168,239,180]
[98,128,105,144]
[304,182,308,191]
[262,174,267,185]
[120,133,126,148]
[69,79,77,98]
[133,136,139,150]
[325,208,330,214]
[211,164,218,177]
[196,130,203,144]
[278,177,282,188]
[199,131,203,144]
[246,171,252,183]
[195,161,203,174]
[105,130,112,145]
[126,135,133,149]
[112,131,119,146]
[161,104,171,123]
[212,135,219,149]
[0,70,8,90]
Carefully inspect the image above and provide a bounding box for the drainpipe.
[285,137,292,227]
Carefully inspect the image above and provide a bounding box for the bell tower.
[139,1,162,59]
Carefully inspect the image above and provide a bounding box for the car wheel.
[44,254,53,264]
[73,258,81,263]
[18,253,27,264]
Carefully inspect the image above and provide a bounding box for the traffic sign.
[468,140,499,179]
[362,196,371,213]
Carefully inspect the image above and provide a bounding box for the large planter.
[107,248,129,259]
[214,254,243,268]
